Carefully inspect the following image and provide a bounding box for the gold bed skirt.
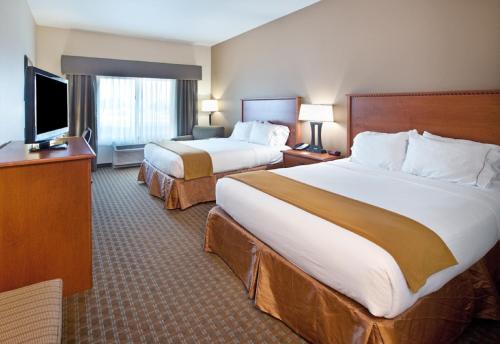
[204,206,500,344]
[137,159,283,210]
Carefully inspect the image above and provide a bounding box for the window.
[97,76,176,145]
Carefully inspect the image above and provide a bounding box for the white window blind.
[97,76,176,145]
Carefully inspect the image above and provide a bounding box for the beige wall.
[0,0,36,143]
[36,26,212,124]
[212,0,500,153]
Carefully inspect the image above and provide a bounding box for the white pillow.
[267,123,290,147]
[480,149,500,188]
[423,131,500,188]
[229,121,254,141]
[248,122,275,145]
[350,131,411,171]
[402,131,490,185]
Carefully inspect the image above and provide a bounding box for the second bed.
[138,96,302,209]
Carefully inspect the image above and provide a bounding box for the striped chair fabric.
[0,279,63,344]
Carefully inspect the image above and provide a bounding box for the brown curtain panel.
[176,80,198,136]
[67,74,98,171]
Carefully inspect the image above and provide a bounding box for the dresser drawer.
[283,154,318,167]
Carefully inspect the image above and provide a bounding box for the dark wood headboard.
[241,97,302,146]
[347,90,500,154]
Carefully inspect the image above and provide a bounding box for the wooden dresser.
[0,137,95,296]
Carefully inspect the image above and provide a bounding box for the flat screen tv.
[25,66,69,144]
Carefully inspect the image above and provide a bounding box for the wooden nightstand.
[283,150,343,168]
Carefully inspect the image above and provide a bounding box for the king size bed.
[138,97,302,210]
[204,90,500,343]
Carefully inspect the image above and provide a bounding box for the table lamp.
[298,104,334,153]
[201,99,219,126]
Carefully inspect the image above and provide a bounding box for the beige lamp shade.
[201,99,219,112]
[298,104,334,122]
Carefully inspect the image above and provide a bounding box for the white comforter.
[144,138,287,178]
[216,159,500,318]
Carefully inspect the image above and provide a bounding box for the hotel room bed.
[138,97,301,209]
[204,90,500,343]
[216,158,500,318]
[144,138,287,179]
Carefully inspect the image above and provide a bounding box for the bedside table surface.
[283,149,342,162]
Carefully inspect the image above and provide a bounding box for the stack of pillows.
[350,130,500,188]
[228,121,290,147]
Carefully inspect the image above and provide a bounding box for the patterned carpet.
[62,167,500,343]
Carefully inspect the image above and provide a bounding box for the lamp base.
[309,122,324,153]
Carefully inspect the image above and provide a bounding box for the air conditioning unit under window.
[112,144,145,168]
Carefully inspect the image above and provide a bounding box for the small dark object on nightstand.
[328,150,341,156]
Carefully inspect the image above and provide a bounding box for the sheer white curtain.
[97,76,176,145]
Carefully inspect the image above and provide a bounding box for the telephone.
[292,142,310,151]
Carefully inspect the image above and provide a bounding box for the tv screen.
[34,73,68,141]
[35,73,68,137]
[25,66,69,144]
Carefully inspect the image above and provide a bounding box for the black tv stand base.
[29,139,68,152]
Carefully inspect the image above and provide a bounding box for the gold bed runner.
[152,140,213,180]
[227,170,458,293]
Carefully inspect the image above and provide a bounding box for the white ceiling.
[27,0,320,46]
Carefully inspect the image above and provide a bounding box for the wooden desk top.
[0,137,95,168]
